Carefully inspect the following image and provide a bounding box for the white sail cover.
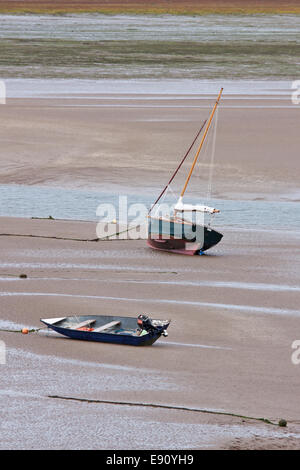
[174,198,219,214]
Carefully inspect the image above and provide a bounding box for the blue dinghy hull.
[41,314,170,347]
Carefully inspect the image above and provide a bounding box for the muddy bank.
[0,217,300,448]
[0,94,299,201]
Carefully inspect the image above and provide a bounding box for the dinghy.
[40,314,170,346]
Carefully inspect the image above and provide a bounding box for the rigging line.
[152,185,169,217]
[207,105,219,200]
[152,184,177,218]
[180,88,223,199]
[167,184,178,200]
[148,119,207,215]
[155,184,178,217]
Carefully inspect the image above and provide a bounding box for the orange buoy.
[22,328,29,334]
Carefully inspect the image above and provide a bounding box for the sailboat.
[147,88,223,256]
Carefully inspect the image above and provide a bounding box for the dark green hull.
[147,217,223,255]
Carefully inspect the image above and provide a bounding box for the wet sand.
[0,94,299,200]
[1,216,300,449]
[0,89,300,449]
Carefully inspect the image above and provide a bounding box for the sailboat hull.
[147,217,223,255]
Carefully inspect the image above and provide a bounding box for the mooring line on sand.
[48,394,281,427]
[0,327,44,334]
[0,224,143,242]
[0,233,99,242]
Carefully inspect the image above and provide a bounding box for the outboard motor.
[137,314,169,337]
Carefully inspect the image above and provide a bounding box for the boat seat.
[43,317,66,325]
[93,320,121,333]
[70,319,96,330]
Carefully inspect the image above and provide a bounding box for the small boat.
[40,314,170,346]
[147,88,223,255]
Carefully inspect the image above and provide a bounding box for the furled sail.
[174,197,219,214]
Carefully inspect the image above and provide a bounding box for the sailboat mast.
[148,119,207,215]
[179,87,223,199]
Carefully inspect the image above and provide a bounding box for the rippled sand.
[0,217,300,449]
[0,92,299,203]
[0,13,299,79]
[0,15,299,444]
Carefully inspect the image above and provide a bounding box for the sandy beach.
[1,93,299,200]
[0,90,300,449]
[1,215,300,449]
[0,9,299,449]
